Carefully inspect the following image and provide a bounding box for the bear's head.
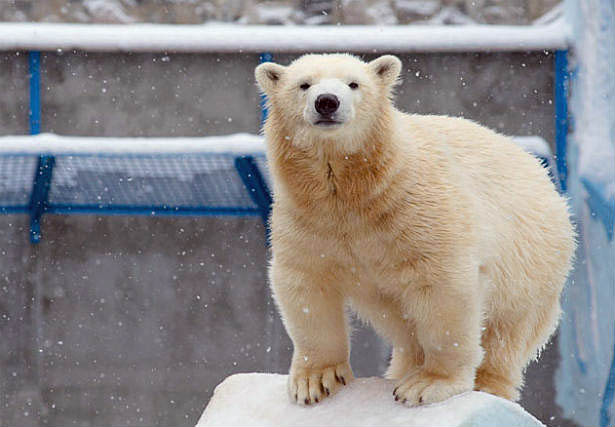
[255,53,402,152]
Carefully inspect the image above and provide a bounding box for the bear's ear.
[255,62,287,94]
[368,55,402,87]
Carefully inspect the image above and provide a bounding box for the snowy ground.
[197,373,545,427]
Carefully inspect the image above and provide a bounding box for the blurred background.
[0,1,613,427]
[1,0,560,25]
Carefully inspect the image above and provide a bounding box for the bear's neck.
[266,109,401,211]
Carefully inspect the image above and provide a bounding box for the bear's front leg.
[394,271,483,407]
[270,262,353,405]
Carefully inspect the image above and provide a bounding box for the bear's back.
[398,112,574,292]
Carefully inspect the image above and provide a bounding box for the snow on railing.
[0,22,569,53]
[0,133,552,157]
[0,133,273,244]
[0,133,266,155]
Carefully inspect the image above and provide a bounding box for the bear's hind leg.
[474,319,524,401]
[393,269,484,407]
[475,299,561,401]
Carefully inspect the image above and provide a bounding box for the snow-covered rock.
[393,0,441,24]
[341,0,399,25]
[83,0,135,24]
[426,6,476,25]
[0,0,563,25]
[197,373,545,426]
[244,1,298,25]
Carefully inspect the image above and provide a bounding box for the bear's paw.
[393,369,473,407]
[288,362,353,406]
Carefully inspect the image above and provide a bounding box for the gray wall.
[0,51,29,134]
[0,50,573,426]
[1,215,271,426]
[2,50,556,141]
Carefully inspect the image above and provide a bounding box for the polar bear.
[255,53,575,407]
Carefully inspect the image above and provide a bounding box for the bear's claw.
[288,361,353,406]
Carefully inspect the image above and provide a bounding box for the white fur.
[255,53,576,408]
[302,78,358,127]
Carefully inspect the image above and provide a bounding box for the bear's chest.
[313,205,411,276]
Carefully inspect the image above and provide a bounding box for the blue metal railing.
[235,155,273,241]
[28,155,54,243]
[27,51,57,243]
[15,50,273,243]
[554,50,569,193]
[28,51,41,135]
[6,49,569,246]
[259,52,273,125]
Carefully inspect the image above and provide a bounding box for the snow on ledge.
[0,22,569,53]
[197,373,545,427]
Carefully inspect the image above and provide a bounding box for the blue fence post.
[29,156,55,244]
[29,51,41,135]
[554,49,569,192]
[28,50,54,244]
[602,341,615,427]
[259,52,273,128]
[234,156,272,242]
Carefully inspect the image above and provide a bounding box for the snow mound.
[196,373,544,427]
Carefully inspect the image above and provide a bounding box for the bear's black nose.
[315,94,340,116]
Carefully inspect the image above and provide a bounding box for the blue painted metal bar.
[259,52,273,127]
[581,177,615,241]
[234,155,273,235]
[28,155,54,243]
[28,51,41,135]
[554,49,569,192]
[0,206,29,214]
[601,341,615,427]
[28,50,56,243]
[255,53,274,244]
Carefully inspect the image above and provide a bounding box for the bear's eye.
[349,82,359,89]
[300,83,310,91]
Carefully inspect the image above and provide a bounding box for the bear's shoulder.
[394,111,519,156]
[398,112,493,139]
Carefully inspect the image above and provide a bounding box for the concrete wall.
[0,215,271,426]
[0,50,574,426]
[0,51,29,134]
[30,51,556,144]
